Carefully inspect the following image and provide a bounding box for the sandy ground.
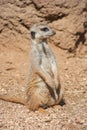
[0,43,87,130]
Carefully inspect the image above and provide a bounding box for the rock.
[0,0,87,53]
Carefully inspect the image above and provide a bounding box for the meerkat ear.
[31,31,36,39]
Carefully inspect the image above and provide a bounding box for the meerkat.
[26,23,63,111]
[0,23,63,111]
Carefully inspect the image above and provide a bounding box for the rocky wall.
[0,0,87,53]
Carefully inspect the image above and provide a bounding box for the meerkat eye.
[41,27,49,32]
[31,31,36,39]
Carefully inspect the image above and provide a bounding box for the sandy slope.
[0,43,87,130]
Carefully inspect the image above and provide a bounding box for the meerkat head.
[30,23,56,42]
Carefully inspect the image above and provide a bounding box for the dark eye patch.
[31,31,36,39]
[41,27,49,32]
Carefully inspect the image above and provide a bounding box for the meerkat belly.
[29,74,57,106]
[36,78,57,106]
[36,85,57,107]
[41,54,52,75]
